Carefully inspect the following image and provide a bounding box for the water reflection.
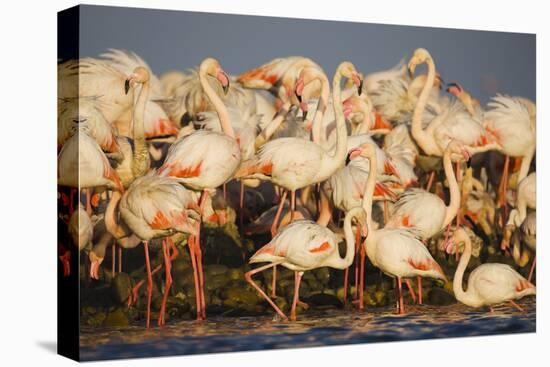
[80,298,535,360]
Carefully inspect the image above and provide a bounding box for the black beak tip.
[345,154,352,165]
[302,112,308,122]
[296,93,302,103]
[358,80,363,96]
[222,82,230,95]
[124,80,130,95]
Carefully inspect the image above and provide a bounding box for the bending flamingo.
[445,227,535,312]
[245,206,367,321]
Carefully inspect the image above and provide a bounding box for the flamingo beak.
[217,70,230,95]
[446,82,463,96]
[408,62,416,79]
[295,78,304,103]
[124,79,131,95]
[351,73,363,96]
[346,147,363,165]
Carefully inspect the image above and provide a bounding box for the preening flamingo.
[105,173,200,327]
[245,206,367,321]
[158,57,241,319]
[350,143,447,313]
[445,227,535,312]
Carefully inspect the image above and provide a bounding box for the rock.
[227,267,244,281]
[427,287,456,306]
[222,287,260,305]
[205,273,229,292]
[85,312,105,327]
[314,268,331,285]
[205,264,229,277]
[110,273,132,304]
[305,292,342,307]
[103,308,129,327]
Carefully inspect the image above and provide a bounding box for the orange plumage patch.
[103,137,120,153]
[401,215,412,227]
[516,279,534,292]
[91,193,100,207]
[145,118,179,138]
[384,161,400,179]
[373,112,393,130]
[513,157,523,172]
[151,210,172,229]
[309,241,331,253]
[163,161,203,178]
[103,159,124,192]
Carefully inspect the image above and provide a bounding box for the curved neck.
[199,68,235,138]
[255,101,291,149]
[442,149,461,228]
[105,191,126,239]
[332,207,362,269]
[407,75,427,100]
[411,59,436,153]
[361,152,378,233]
[132,81,151,177]
[453,230,474,305]
[320,67,348,175]
[311,74,330,144]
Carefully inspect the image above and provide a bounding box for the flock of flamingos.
[58,48,536,327]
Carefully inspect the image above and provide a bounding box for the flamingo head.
[200,57,230,95]
[347,142,377,164]
[446,82,464,97]
[355,208,369,237]
[125,66,150,94]
[338,61,363,96]
[88,251,104,280]
[446,140,471,162]
[435,73,445,89]
[408,48,432,78]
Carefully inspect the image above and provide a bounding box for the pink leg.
[383,200,389,224]
[397,276,405,314]
[417,276,423,304]
[528,256,536,283]
[343,267,349,306]
[290,271,304,321]
[111,241,116,277]
[404,279,417,304]
[188,236,203,321]
[489,306,495,313]
[143,241,153,328]
[158,239,174,326]
[358,245,365,310]
[128,263,164,307]
[290,190,296,222]
[270,265,277,299]
[426,171,435,191]
[271,190,288,237]
[195,190,210,320]
[239,181,245,233]
[245,261,288,321]
[509,300,524,312]
[85,188,92,216]
[118,245,122,273]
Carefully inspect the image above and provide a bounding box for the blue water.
[80,298,535,361]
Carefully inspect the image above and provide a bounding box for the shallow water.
[80,297,535,361]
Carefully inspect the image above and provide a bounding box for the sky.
[61,4,536,104]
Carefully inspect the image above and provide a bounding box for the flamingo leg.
[195,190,210,320]
[509,300,524,312]
[358,245,365,310]
[528,256,536,283]
[239,180,245,235]
[158,239,174,326]
[290,271,304,321]
[223,183,227,201]
[354,226,361,301]
[111,241,116,277]
[245,261,288,321]
[187,235,203,321]
[498,155,510,208]
[271,190,288,237]
[85,188,92,215]
[426,171,435,192]
[397,276,405,314]
[290,190,296,222]
[143,241,153,328]
[343,267,349,307]
[128,263,164,307]
[118,245,122,273]
[404,279,417,304]
[270,265,277,299]
[383,200,389,224]
[417,276,423,304]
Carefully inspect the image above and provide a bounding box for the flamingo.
[58,58,134,124]
[350,143,447,314]
[445,227,535,312]
[236,61,362,226]
[510,211,536,283]
[502,172,536,281]
[237,56,322,106]
[58,97,120,154]
[158,57,241,319]
[245,206,367,321]
[105,173,200,327]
